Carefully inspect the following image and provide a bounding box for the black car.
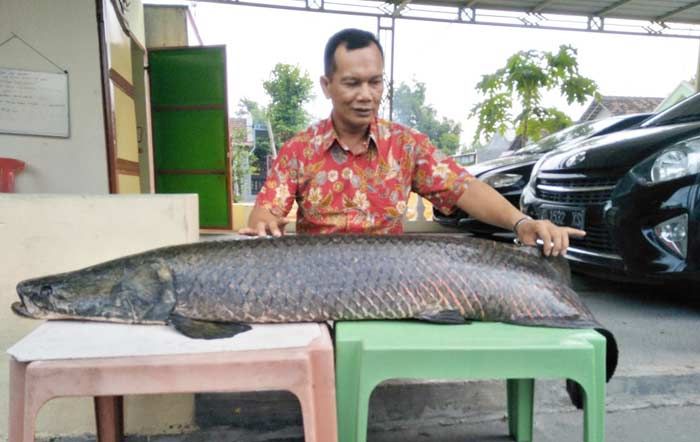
[433,113,651,238]
[521,93,700,284]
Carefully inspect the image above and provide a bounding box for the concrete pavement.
[134,404,700,442]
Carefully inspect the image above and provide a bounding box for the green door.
[149,46,232,230]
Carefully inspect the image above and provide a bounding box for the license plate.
[537,206,586,230]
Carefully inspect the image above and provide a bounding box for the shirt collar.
[320,115,379,153]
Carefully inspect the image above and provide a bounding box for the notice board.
[0,67,70,137]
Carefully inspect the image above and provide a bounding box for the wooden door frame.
[96,0,151,194]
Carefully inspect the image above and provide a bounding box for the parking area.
[572,274,700,377]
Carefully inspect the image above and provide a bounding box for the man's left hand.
[516,219,586,257]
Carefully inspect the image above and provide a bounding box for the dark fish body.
[168,235,594,328]
[13,234,618,407]
[15,235,594,328]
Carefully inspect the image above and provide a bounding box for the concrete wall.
[0,194,200,440]
[0,0,109,193]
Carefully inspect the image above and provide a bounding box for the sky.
[165,1,700,146]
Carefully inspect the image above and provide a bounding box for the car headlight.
[482,173,523,189]
[633,138,700,184]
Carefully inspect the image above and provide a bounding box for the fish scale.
[13,234,617,387]
[215,237,532,321]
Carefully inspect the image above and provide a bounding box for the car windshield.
[513,118,621,155]
[641,93,700,127]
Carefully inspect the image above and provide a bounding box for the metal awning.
[200,0,700,38]
[374,0,700,38]
[406,0,700,26]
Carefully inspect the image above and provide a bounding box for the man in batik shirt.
[240,28,584,257]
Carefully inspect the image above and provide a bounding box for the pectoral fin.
[566,379,584,410]
[415,309,468,324]
[169,314,251,339]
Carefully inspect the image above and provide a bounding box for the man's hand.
[454,180,585,257]
[515,218,586,257]
[238,206,291,237]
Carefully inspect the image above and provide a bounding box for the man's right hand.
[238,206,291,237]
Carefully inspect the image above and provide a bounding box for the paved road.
[573,274,700,377]
[148,404,700,442]
[368,404,700,442]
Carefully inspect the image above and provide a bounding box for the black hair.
[324,28,384,77]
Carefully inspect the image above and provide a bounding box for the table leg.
[94,396,124,442]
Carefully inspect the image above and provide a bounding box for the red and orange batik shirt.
[255,117,474,234]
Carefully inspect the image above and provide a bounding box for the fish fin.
[415,309,467,324]
[547,255,573,286]
[595,327,619,382]
[565,327,619,409]
[169,314,251,340]
[116,258,176,321]
[566,379,584,409]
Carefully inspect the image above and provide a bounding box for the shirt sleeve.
[410,134,474,215]
[254,141,299,217]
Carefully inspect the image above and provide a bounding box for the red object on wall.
[0,158,26,192]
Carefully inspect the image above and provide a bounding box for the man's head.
[321,29,385,132]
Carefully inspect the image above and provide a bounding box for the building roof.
[578,96,663,122]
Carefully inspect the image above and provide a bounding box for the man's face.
[321,42,384,131]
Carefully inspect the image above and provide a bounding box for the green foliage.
[230,126,258,203]
[393,80,462,155]
[263,63,314,144]
[470,45,600,144]
[523,107,573,142]
[238,99,271,167]
[239,98,267,126]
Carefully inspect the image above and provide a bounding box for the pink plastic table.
[7,321,337,442]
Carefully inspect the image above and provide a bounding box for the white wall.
[0,0,109,193]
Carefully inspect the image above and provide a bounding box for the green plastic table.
[335,321,606,442]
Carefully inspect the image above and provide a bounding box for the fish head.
[13,258,176,324]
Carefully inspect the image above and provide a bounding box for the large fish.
[12,234,617,406]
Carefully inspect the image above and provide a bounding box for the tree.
[263,63,314,145]
[238,98,271,170]
[238,64,313,165]
[470,45,599,145]
[393,80,461,155]
[239,98,267,126]
[230,125,258,203]
[524,107,573,141]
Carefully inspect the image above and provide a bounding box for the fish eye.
[40,285,53,297]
